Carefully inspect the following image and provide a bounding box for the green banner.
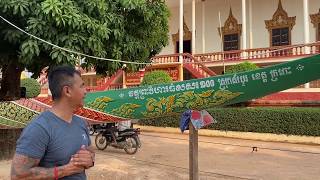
[85,55,320,120]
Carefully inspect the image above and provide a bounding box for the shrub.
[225,61,259,74]
[20,78,41,98]
[141,70,173,86]
[138,107,320,136]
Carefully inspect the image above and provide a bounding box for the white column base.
[304,83,310,88]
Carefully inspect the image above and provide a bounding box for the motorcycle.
[95,126,141,155]
[89,123,110,135]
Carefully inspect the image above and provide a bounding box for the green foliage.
[141,70,173,86]
[0,0,170,83]
[225,61,259,74]
[138,107,320,136]
[20,78,40,98]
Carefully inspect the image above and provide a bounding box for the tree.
[0,0,169,100]
[141,70,172,86]
[225,61,259,74]
[20,78,41,98]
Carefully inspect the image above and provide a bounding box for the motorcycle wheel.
[89,127,95,135]
[124,136,139,155]
[95,132,108,150]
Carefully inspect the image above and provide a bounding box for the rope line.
[0,15,150,65]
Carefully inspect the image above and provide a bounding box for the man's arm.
[11,153,84,180]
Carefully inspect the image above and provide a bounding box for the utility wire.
[0,15,150,65]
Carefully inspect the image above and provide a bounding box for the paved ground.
[1,132,320,180]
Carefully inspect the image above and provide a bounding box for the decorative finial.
[229,7,233,17]
[278,0,283,11]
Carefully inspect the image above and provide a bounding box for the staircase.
[183,53,216,78]
[151,53,216,79]
[87,69,123,92]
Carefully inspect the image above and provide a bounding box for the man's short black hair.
[48,65,81,100]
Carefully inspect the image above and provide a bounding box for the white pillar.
[192,0,196,54]
[179,0,184,56]
[201,0,206,53]
[303,0,310,53]
[122,70,127,89]
[179,0,184,81]
[303,0,310,88]
[248,0,253,49]
[242,0,247,59]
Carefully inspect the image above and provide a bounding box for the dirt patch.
[2,132,320,180]
[0,160,11,180]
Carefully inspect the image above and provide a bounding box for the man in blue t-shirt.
[11,66,95,180]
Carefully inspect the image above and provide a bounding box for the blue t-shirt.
[16,111,91,180]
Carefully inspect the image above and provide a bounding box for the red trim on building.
[257,92,320,101]
[250,92,320,107]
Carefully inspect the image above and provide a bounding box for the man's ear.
[62,86,72,98]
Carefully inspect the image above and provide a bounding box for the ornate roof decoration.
[32,97,125,123]
[172,17,192,42]
[218,8,242,35]
[265,0,296,31]
[310,8,320,27]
